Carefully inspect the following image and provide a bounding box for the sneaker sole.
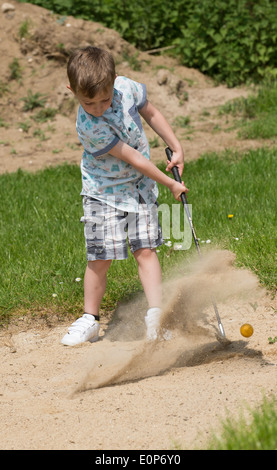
[88,335,99,343]
[61,334,99,346]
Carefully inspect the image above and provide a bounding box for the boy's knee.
[87,259,112,272]
[133,247,156,261]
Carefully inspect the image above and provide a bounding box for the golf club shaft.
[165,147,227,338]
[165,148,201,255]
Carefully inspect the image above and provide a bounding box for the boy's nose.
[94,106,105,116]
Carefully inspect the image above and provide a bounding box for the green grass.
[207,396,277,450]
[0,165,86,323]
[220,80,277,139]
[172,146,277,289]
[0,146,276,324]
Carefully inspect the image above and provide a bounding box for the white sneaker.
[145,308,172,342]
[61,314,100,346]
[145,307,162,341]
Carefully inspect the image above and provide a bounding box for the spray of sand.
[76,250,260,392]
[160,249,258,334]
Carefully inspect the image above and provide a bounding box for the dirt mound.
[0,0,136,173]
[0,0,268,175]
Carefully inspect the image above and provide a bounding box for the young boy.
[61,46,188,346]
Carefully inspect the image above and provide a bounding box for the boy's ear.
[66,84,75,94]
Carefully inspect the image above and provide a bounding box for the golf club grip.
[165,147,187,202]
[171,164,182,184]
[165,147,181,180]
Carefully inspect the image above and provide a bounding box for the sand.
[1,250,276,450]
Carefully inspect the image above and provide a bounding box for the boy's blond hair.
[67,46,116,98]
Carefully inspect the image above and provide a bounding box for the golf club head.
[216,323,231,346]
[218,323,226,338]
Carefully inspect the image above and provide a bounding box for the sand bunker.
[1,249,275,450]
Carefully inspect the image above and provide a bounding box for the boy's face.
[69,85,114,117]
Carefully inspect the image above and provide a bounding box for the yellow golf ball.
[240,323,254,338]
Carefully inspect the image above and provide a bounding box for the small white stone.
[2,3,15,13]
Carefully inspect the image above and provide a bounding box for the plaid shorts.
[81,196,164,261]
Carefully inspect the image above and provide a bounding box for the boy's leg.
[61,259,111,346]
[133,247,162,309]
[129,200,165,341]
[133,247,165,341]
[61,196,127,346]
[84,259,112,315]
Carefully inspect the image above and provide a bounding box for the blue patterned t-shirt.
[76,76,158,212]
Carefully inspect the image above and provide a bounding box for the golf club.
[165,147,231,346]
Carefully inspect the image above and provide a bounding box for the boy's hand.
[166,148,184,177]
[171,180,188,201]
[109,140,188,201]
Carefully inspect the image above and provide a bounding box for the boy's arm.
[108,140,188,201]
[139,100,184,177]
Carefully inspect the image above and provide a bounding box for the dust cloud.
[76,250,259,392]
[160,250,258,334]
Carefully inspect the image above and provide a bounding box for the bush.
[173,0,277,86]
[18,0,277,86]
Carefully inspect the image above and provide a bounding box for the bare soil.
[0,1,276,450]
